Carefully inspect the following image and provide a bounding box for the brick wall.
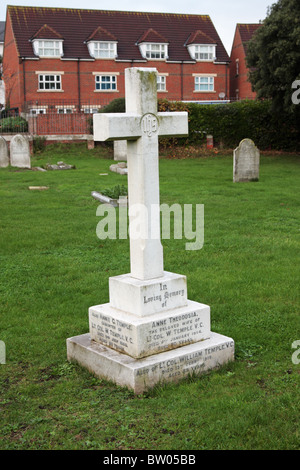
[230,28,256,100]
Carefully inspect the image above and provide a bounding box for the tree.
[246,0,300,115]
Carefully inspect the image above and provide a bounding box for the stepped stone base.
[67,332,234,394]
[89,300,210,359]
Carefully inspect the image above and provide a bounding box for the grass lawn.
[0,143,299,450]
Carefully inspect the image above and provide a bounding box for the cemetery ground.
[0,142,299,450]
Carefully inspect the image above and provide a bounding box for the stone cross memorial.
[67,68,234,393]
[233,138,260,183]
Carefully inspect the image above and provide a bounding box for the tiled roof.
[7,6,229,62]
[0,21,5,42]
[31,24,63,40]
[85,26,117,43]
[137,28,168,44]
[238,24,261,52]
[187,30,215,45]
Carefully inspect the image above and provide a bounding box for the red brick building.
[3,5,230,116]
[230,23,261,100]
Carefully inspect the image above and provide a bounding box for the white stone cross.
[93,67,188,281]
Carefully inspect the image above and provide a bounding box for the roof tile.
[7,6,229,62]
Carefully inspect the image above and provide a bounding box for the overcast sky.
[0,0,276,54]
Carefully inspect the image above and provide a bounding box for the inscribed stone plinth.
[67,68,234,392]
[233,138,260,182]
[10,134,31,168]
[0,136,9,167]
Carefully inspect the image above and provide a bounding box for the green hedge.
[93,98,300,151]
[0,116,28,133]
[186,100,300,151]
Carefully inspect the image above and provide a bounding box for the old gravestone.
[114,140,127,161]
[10,134,31,169]
[67,68,234,393]
[233,138,260,182]
[0,136,9,168]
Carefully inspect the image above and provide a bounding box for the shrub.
[185,100,300,151]
[89,97,300,151]
[101,184,127,199]
[0,116,28,133]
[33,136,46,153]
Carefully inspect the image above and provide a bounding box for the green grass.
[0,143,299,450]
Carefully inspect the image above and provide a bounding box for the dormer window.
[194,45,216,61]
[137,29,169,61]
[85,27,118,59]
[188,44,216,61]
[186,31,217,62]
[34,40,63,57]
[145,44,167,59]
[88,41,117,59]
[31,25,64,58]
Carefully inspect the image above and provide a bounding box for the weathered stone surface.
[94,68,188,281]
[114,140,127,161]
[67,332,235,394]
[10,134,31,168]
[109,271,188,317]
[67,68,234,392]
[89,300,210,358]
[0,136,9,168]
[109,162,128,175]
[233,138,260,182]
[46,161,75,170]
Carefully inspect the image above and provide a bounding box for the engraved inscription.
[141,114,158,137]
[136,341,235,378]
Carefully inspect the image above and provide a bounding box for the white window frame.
[139,43,168,60]
[32,39,63,57]
[38,73,63,91]
[87,41,117,59]
[81,106,100,114]
[29,107,47,115]
[188,44,216,62]
[94,74,118,92]
[56,106,75,114]
[157,74,167,92]
[194,75,215,92]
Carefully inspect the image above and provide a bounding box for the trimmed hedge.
[94,98,300,151]
[186,100,300,151]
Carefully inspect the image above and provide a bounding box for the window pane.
[39,74,61,90]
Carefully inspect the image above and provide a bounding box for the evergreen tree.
[246,0,300,115]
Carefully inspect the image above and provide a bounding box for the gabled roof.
[137,28,168,44]
[85,26,117,43]
[237,23,261,53]
[7,6,229,63]
[31,24,63,41]
[0,21,5,43]
[186,30,215,46]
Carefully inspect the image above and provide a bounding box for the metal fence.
[0,107,29,134]
[23,98,111,135]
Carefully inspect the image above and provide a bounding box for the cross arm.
[158,112,189,138]
[93,113,142,141]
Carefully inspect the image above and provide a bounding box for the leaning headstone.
[67,68,234,393]
[10,134,31,169]
[0,136,9,168]
[114,140,127,161]
[233,138,260,182]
